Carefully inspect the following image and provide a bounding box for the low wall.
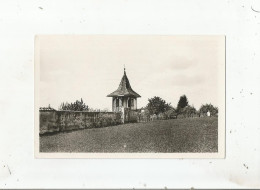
[39,108,181,135]
[39,110,122,135]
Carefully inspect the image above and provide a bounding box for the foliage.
[177,95,189,113]
[199,103,218,116]
[137,108,151,122]
[164,108,177,119]
[180,105,197,117]
[146,96,172,115]
[95,113,121,127]
[59,98,89,111]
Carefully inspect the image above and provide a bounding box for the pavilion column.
[134,98,137,110]
[125,97,127,108]
[122,97,125,108]
[119,97,122,107]
[112,98,114,112]
[116,97,119,112]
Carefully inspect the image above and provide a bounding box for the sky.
[38,35,225,111]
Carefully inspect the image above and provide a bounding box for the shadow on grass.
[39,122,126,137]
[40,117,195,137]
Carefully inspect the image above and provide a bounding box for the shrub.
[165,108,177,119]
[93,113,122,128]
[199,104,218,117]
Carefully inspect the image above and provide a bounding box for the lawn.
[40,117,218,153]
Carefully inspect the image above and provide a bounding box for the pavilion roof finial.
[107,65,141,98]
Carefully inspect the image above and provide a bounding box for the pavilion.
[107,68,141,112]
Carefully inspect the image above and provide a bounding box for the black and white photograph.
[35,35,225,158]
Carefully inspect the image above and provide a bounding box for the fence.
[124,109,178,123]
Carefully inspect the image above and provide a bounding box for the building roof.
[107,69,141,98]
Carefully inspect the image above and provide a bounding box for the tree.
[177,95,189,113]
[164,108,177,119]
[146,96,172,115]
[182,105,197,117]
[59,98,89,111]
[199,103,218,117]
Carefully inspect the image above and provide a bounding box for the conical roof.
[107,69,141,98]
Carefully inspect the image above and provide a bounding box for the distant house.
[39,105,56,111]
[107,68,141,112]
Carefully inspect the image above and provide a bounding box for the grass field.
[40,117,218,153]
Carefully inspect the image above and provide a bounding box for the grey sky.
[39,35,225,110]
